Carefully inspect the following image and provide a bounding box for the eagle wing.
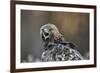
[41,42,83,62]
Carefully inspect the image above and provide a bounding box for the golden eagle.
[40,23,83,61]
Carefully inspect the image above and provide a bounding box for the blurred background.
[21,10,89,63]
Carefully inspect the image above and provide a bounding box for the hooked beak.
[42,29,49,41]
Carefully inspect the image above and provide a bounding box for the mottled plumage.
[40,23,83,62]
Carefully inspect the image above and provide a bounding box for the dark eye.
[45,33,49,36]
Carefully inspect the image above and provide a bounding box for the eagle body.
[40,23,83,62]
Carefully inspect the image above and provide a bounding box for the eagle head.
[40,23,64,42]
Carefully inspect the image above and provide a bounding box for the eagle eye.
[45,33,49,36]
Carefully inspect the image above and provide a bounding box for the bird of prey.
[40,23,84,62]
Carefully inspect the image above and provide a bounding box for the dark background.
[21,10,89,62]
